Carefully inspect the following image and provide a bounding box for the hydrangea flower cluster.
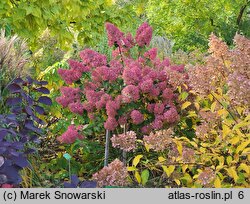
[92,159,128,187]
[57,22,184,143]
[111,131,137,152]
[57,125,84,144]
[143,129,173,151]
[188,33,250,113]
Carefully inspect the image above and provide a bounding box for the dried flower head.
[143,129,173,151]
[92,159,129,187]
[111,131,137,152]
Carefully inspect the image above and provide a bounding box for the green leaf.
[141,169,149,186]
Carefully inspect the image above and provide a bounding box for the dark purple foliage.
[64,175,97,188]
[0,76,51,186]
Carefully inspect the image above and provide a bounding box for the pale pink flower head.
[92,159,129,187]
[111,131,137,152]
[57,125,84,144]
[105,22,125,47]
[135,22,153,47]
[143,129,173,151]
[130,110,144,124]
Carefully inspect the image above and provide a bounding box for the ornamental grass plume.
[92,159,129,187]
[0,30,29,88]
[111,131,137,152]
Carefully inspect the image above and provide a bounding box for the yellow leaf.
[233,121,250,131]
[230,136,240,145]
[236,141,250,154]
[175,141,183,156]
[181,101,191,110]
[218,156,225,166]
[194,102,200,110]
[226,156,233,165]
[174,179,180,186]
[242,148,250,155]
[144,143,150,152]
[162,165,175,177]
[238,163,250,174]
[236,107,244,115]
[218,109,228,117]
[226,167,239,182]
[210,102,217,112]
[222,124,231,139]
[208,94,213,101]
[127,166,137,171]
[182,164,188,173]
[134,171,141,184]
[158,156,166,162]
[132,155,143,167]
[214,176,221,188]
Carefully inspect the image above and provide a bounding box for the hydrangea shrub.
[56,22,185,144]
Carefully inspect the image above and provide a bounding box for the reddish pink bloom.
[56,87,80,107]
[151,118,163,129]
[58,68,82,84]
[154,103,164,115]
[96,93,112,109]
[163,107,179,123]
[135,22,153,47]
[105,23,125,47]
[68,59,90,73]
[121,85,140,103]
[130,110,144,124]
[118,115,128,125]
[80,49,107,67]
[68,101,85,115]
[162,88,174,101]
[106,100,120,117]
[139,79,154,93]
[123,62,142,85]
[104,117,118,131]
[144,48,157,60]
[141,125,152,134]
[57,125,84,144]
[147,103,155,113]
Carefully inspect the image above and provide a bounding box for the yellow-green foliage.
[0,0,139,50]
[127,34,250,188]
